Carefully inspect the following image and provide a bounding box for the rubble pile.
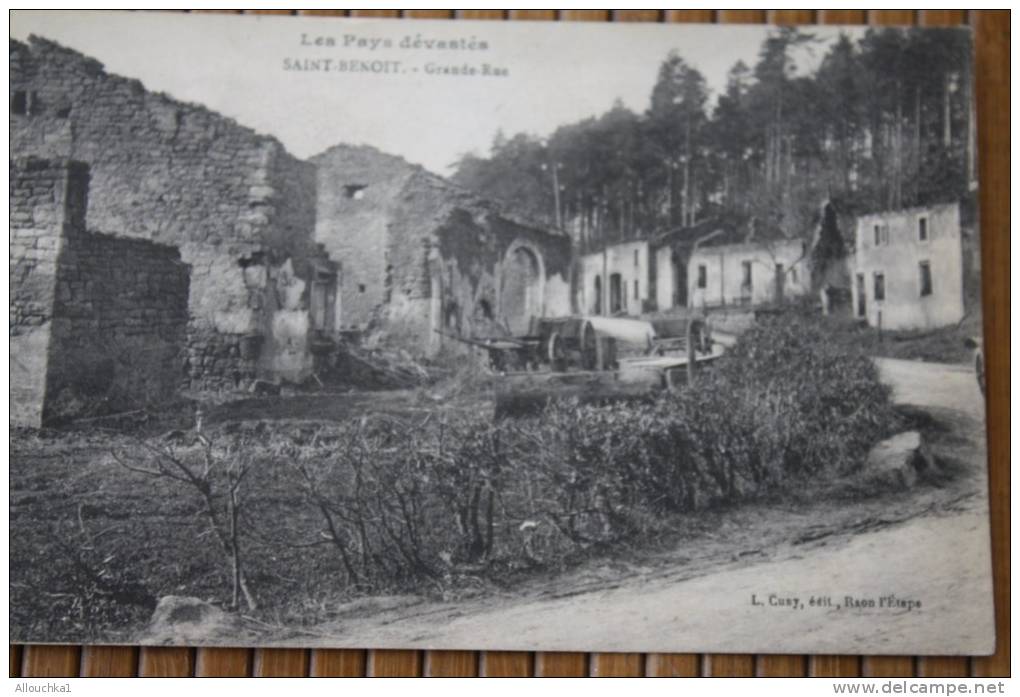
[323,339,434,390]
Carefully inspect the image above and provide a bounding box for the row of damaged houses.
[10,37,570,426]
[9,36,980,428]
[579,200,977,333]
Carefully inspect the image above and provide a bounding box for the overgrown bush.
[271,315,895,594]
[21,314,896,630]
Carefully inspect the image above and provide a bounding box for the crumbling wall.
[10,37,322,390]
[312,144,416,331]
[391,176,572,355]
[10,157,190,426]
[312,144,573,353]
[9,157,80,427]
[46,231,189,423]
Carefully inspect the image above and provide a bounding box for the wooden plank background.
[9,8,1009,679]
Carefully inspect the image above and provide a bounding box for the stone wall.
[9,157,80,426]
[10,36,324,390]
[10,157,190,426]
[47,230,189,423]
[312,144,418,331]
[313,145,572,356]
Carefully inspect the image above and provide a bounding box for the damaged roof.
[311,143,565,238]
[652,214,795,250]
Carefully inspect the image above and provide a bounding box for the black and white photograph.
[9,10,994,655]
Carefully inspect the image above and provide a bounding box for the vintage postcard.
[9,11,994,654]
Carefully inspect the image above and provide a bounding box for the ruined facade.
[10,38,569,426]
[11,157,190,426]
[679,238,809,310]
[579,241,653,316]
[10,36,332,393]
[578,221,810,317]
[312,145,572,354]
[851,202,964,330]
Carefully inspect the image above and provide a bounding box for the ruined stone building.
[312,144,572,354]
[11,36,333,406]
[11,157,190,427]
[851,202,965,330]
[10,37,569,425]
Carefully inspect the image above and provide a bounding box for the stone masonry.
[11,157,190,426]
[10,36,569,417]
[10,36,331,393]
[312,144,572,356]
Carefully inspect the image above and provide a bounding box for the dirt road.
[281,358,995,655]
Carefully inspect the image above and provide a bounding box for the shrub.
[276,314,897,596]
[31,313,896,630]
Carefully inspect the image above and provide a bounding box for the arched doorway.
[501,242,544,336]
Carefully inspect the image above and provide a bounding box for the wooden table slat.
[309,649,367,677]
[769,10,817,25]
[297,10,348,18]
[818,10,866,24]
[534,652,588,677]
[138,647,195,677]
[348,10,399,19]
[756,654,808,677]
[810,656,862,678]
[10,646,22,678]
[664,10,714,23]
[22,646,81,678]
[455,10,505,21]
[423,650,478,677]
[704,654,755,677]
[968,9,1011,680]
[80,646,138,677]
[916,657,971,677]
[194,648,253,677]
[367,649,423,677]
[479,651,533,677]
[402,10,454,20]
[612,10,662,23]
[507,10,556,21]
[590,653,644,677]
[717,10,768,24]
[645,653,700,677]
[862,656,917,678]
[559,10,609,22]
[868,10,917,26]
[253,648,310,677]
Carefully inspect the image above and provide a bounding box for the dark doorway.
[774,263,785,304]
[856,273,867,317]
[593,275,602,315]
[609,273,623,314]
[671,252,687,308]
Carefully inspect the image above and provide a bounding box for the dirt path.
[265,358,995,655]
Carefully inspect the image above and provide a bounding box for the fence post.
[686,320,696,385]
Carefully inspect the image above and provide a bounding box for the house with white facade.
[579,240,652,316]
[672,236,809,310]
[578,219,811,316]
[851,202,964,331]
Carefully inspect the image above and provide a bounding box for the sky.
[10,11,847,175]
